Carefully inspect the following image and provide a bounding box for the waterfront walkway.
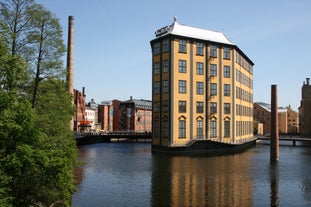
[75,131,152,145]
[256,135,311,146]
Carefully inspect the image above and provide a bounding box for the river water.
[72,142,311,207]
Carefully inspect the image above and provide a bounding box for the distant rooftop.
[155,17,233,45]
[255,102,289,113]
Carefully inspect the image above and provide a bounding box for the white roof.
[155,19,234,45]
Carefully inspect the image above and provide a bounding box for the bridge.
[75,131,152,145]
[256,135,311,146]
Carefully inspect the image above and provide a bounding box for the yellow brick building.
[150,19,255,152]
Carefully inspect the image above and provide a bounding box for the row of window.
[236,121,253,137]
[236,52,253,74]
[154,81,232,97]
[154,100,231,115]
[153,40,231,59]
[236,87,253,103]
[154,60,232,78]
[236,104,253,117]
[236,69,253,89]
[153,119,231,138]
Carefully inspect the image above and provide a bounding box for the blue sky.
[37,0,311,111]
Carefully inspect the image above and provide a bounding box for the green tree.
[27,5,66,108]
[0,0,35,56]
[0,1,78,206]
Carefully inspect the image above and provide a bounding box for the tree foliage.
[0,0,78,206]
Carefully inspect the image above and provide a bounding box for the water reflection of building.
[152,153,253,207]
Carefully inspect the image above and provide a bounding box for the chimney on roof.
[82,87,85,97]
[306,78,310,85]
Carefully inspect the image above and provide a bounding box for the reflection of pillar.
[270,163,279,207]
[271,85,279,161]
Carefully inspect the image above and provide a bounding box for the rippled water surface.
[72,143,311,207]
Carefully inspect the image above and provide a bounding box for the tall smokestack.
[67,16,74,131]
[67,16,74,95]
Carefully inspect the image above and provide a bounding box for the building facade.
[98,100,121,132]
[119,97,152,132]
[299,78,311,136]
[74,87,86,132]
[254,102,299,135]
[150,19,254,149]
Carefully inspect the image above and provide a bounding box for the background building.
[98,100,121,132]
[299,78,311,136]
[74,87,86,132]
[119,97,152,132]
[254,102,299,135]
[150,19,254,149]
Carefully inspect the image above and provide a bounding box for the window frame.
[224,65,230,78]
[179,80,187,94]
[196,82,204,95]
[210,64,217,77]
[179,60,187,73]
[178,101,186,113]
[179,120,186,138]
[196,62,204,75]
[179,39,187,53]
[196,42,204,55]
[224,84,231,96]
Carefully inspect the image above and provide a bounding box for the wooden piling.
[270,85,279,161]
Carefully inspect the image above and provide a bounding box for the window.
[163,80,168,93]
[163,39,169,53]
[179,39,187,53]
[210,64,217,77]
[210,102,217,114]
[224,66,230,78]
[163,100,169,112]
[179,120,186,138]
[196,62,204,75]
[224,47,230,59]
[196,42,204,55]
[197,120,203,139]
[210,120,217,137]
[224,84,230,96]
[154,120,159,137]
[179,80,186,93]
[224,121,230,137]
[224,103,230,114]
[153,43,160,55]
[196,82,204,95]
[154,102,159,112]
[162,120,169,137]
[163,59,169,73]
[196,102,204,113]
[179,101,186,113]
[210,45,217,57]
[154,62,160,74]
[210,83,217,96]
[154,82,160,94]
[179,60,187,73]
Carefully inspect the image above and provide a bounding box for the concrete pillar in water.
[270,85,279,161]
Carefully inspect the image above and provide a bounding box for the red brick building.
[98,100,121,132]
[119,97,152,132]
[74,87,86,132]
